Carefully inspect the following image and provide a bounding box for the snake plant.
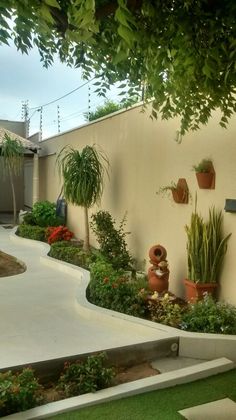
[185,207,231,283]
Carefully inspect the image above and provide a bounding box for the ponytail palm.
[56,145,108,251]
[0,134,24,225]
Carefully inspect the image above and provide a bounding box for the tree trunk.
[9,168,17,225]
[83,206,90,251]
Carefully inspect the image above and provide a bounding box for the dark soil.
[0,251,26,277]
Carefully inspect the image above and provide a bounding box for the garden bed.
[0,339,177,417]
[40,361,160,404]
[0,250,25,277]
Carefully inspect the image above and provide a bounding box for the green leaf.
[44,0,61,9]
[117,25,134,47]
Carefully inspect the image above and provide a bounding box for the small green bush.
[89,257,145,317]
[23,212,36,225]
[17,224,46,241]
[58,353,114,398]
[31,201,63,227]
[91,211,133,270]
[148,293,186,328]
[49,241,96,269]
[0,368,42,416]
[181,294,236,334]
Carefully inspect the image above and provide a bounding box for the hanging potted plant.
[192,159,215,189]
[157,179,189,204]
[184,205,231,302]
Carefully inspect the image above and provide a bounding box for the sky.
[0,43,120,139]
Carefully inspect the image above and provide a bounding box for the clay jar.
[148,266,169,293]
[149,245,167,266]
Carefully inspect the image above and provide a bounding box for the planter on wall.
[172,178,189,204]
[184,278,218,302]
[195,162,215,189]
[196,172,214,189]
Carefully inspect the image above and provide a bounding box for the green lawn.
[49,369,236,420]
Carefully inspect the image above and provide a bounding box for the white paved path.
[0,227,176,369]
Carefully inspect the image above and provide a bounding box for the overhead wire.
[29,76,97,111]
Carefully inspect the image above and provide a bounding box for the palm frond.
[0,134,24,176]
[56,144,109,208]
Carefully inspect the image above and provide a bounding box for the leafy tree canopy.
[1,0,236,137]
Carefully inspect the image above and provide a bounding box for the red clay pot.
[171,188,188,204]
[148,267,169,293]
[184,278,218,302]
[196,172,214,189]
[149,245,167,266]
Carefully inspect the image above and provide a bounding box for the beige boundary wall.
[39,105,236,305]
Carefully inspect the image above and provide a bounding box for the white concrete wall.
[39,105,236,305]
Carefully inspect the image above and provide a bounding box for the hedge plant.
[17,224,46,242]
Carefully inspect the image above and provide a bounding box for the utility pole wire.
[29,76,97,111]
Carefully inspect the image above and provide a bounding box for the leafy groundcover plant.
[89,256,146,317]
[0,353,114,416]
[29,201,63,227]
[147,293,186,328]
[181,294,236,334]
[48,241,97,270]
[0,368,42,417]
[16,224,47,242]
[58,353,114,398]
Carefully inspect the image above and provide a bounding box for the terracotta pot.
[196,172,214,189]
[148,267,169,293]
[184,278,218,302]
[149,245,167,266]
[171,188,188,204]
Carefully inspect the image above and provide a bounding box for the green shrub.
[58,353,114,398]
[23,212,36,225]
[147,293,186,328]
[49,241,96,269]
[31,201,63,227]
[0,368,42,416]
[17,224,46,241]
[85,98,139,121]
[89,257,145,317]
[91,211,133,270]
[181,294,236,334]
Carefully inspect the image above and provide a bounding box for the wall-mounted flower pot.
[196,172,214,189]
[172,178,189,204]
[184,278,218,302]
[195,162,215,189]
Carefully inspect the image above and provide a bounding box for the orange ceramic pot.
[148,267,169,293]
[196,172,214,189]
[149,245,167,266]
[184,278,218,302]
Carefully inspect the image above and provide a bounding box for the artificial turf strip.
[49,369,236,420]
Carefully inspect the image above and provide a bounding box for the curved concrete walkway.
[0,227,176,369]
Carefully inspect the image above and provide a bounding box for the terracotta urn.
[148,266,169,293]
[149,245,167,266]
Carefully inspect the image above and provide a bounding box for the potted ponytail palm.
[184,206,231,302]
